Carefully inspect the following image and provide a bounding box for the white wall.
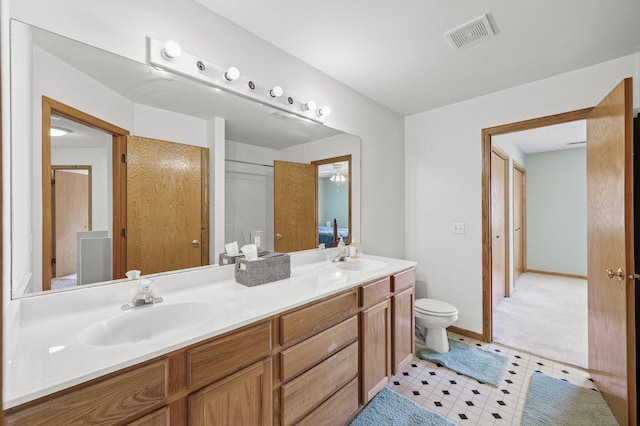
[133,104,208,148]
[526,148,587,276]
[319,178,349,227]
[3,0,405,317]
[405,53,639,334]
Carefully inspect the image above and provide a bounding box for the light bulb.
[303,100,317,111]
[317,106,331,117]
[224,66,240,81]
[50,127,70,137]
[162,40,182,60]
[270,85,283,97]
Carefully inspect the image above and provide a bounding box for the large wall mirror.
[9,20,361,299]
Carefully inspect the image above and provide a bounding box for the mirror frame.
[42,96,129,289]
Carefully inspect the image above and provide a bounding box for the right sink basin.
[335,259,386,272]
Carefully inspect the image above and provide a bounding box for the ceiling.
[194,0,640,116]
[493,120,586,154]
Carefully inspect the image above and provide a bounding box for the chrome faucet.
[331,247,348,263]
[121,270,163,311]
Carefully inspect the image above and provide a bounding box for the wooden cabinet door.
[189,358,272,426]
[360,299,391,404]
[392,286,414,375]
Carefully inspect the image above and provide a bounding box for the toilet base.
[423,327,450,354]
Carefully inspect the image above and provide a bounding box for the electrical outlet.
[452,222,465,234]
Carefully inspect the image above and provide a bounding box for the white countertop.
[4,251,416,409]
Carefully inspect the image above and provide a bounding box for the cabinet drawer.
[280,315,357,383]
[6,360,168,426]
[187,321,271,389]
[392,268,415,292]
[297,378,359,426]
[280,290,357,347]
[360,277,391,308]
[281,341,358,426]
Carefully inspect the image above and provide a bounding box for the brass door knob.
[276,233,283,240]
[606,268,624,281]
[192,240,200,247]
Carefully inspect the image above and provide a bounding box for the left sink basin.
[79,302,214,347]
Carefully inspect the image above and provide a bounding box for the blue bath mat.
[522,372,618,425]
[418,339,508,387]
[350,387,456,426]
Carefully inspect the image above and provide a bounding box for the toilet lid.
[415,298,458,316]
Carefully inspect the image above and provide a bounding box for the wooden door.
[53,169,90,278]
[360,299,391,404]
[586,78,636,426]
[126,136,209,275]
[274,160,317,252]
[490,146,509,310]
[189,358,272,426]
[513,162,526,285]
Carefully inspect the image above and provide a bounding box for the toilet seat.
[415,298,458,317]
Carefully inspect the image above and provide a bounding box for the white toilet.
[414,298,459,354]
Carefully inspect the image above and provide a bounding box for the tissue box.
[235,253,291,287]
[219,253,245,265]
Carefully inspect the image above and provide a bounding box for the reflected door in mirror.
[274,161,317,252]
[52,167,91,283]
[126,136,209,274]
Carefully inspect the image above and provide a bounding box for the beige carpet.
[493,272,588,368]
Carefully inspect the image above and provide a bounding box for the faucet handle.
[125,270,141,280]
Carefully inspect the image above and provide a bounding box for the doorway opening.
[481,108,592,363]
[42,96,130,290]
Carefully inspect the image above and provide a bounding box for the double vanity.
[4,250,416,425]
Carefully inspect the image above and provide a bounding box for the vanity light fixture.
[50,126,71,137]
[302,100,317,111]
[317,106,332,117]
[224,66,240,81]
[161,40,182,60]
[269,85,283,98]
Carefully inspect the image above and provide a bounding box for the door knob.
[606,268,624,281]
[276,233,283,240]
[192,239,200,247]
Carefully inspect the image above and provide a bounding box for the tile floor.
[388,332,596,425]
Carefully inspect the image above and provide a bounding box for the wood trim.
[311,155,352,245]
[513,160,527,274]
[1,43,4,425]
[447,326,486,343]
[113,136,127,279]
[481,108,592,344]
[42,97,130,286]
[200,148,210,266]
[524,269,587,280]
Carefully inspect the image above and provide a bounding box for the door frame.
[51,165,92,279]
[42,97,130,290]
[481,107,592,342]
[512,160,527,287]
[490,143,510,302]
[311,154,353,247]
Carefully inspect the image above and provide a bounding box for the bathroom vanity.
[4,252,416,425]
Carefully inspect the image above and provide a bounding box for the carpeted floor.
[493,272,588,368]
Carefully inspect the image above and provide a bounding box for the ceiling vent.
[444,14,496,50]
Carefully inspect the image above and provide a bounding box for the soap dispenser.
[349,238,358,258]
